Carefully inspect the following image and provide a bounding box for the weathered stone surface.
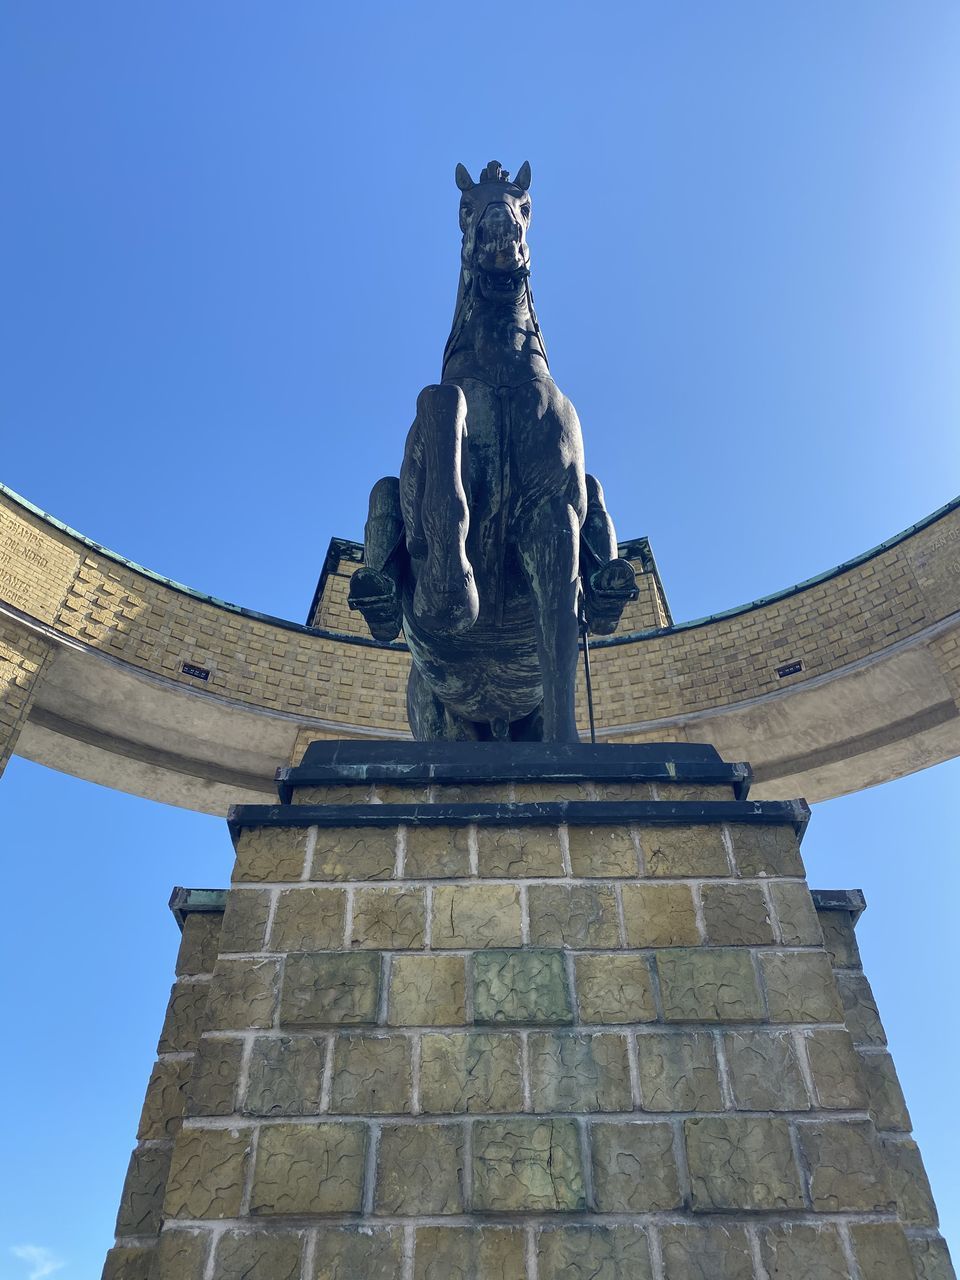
[153,1229,209,1280]
[375,1122,465,1213]
[214,1229,303,1279]
[388,954,466,1025]
[158,980,208,1053]
[102,1245,155,1280]
[760,951,843,1023]
[728,824,803,877]
[472,1118,585,1211]
[419,1031,524,1113]
[758,1225,850,1280]
[313,828,397,880]
[538,1224,653,1280]
[330,1034,412,1114]
[270,887,346,951]
[859,1049,911,1130]
[804,1028,867,1108]
[594,781,656,801]
[701,882,773,945]
[514,782,592,801]
[797,1120,895,1211]
[412,1226,526,1280]
[591,1121,682,1211]
[529,1032,632,1112]
[657,949,763,1023]
[243,1035,326,1115]
[186,1036,243,1116]
[882,1135,938,1226]
[116,1145,172,1234]
[685,1116,803,1210]
[206,958,279,1031]
[723,1029,809,1110]
[293,783,370,805]
[574,953,656,1023]
[372,783,432,803]
[351,886,426,948]
[770,881,822,946]
[473,949,572,1024]
[431,884,522,948]
[621,883,699,947]
[477,825,563,877]
[837,971,886,1045]
[528,884,621,948]
[314,1227,403,1280]
[640,825,728,877]
[818,910,862,968]
[164,1126,249,1219]
[137,1056,191,1139]
[405,824,472,878]
[250,1122,366,1214]
[176,911,222,974]
[432,782,511,802]
[567,825,638,877]
[219,889,272,953]
[280,951,380,1026]
[849,1224,917,1280]
[635,1030,721,1111]
[910,1237,957,1280]
[659,1224,753,1280]
[233,827,308,882]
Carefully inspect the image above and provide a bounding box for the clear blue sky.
[2,3,959,1275]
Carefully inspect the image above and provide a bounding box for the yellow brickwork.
[0,617,52,776]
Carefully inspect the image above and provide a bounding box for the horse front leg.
[518,498,582,743]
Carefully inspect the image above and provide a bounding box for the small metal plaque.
[181,662,210,681]
[776,660,804,679]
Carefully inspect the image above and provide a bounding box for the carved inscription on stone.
[0,502,80,622]
[905,509,960,621]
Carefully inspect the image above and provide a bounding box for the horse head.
[455,160,532,304]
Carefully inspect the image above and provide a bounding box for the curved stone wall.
[1,482,959,813]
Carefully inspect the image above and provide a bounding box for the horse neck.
[442,272,549,380]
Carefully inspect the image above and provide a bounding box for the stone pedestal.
[103,742,955,1280]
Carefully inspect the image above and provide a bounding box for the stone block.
[758,1225,850,1280]
[102,1245,154,1280]
[728,823,803,876]
[529,1032,632,1112]
[636,1031,723,1113]
[213,1229,303,1279]
[797,1120,895,1211]
[419,1031,524,1114]
[163,1126,249,1219]
[621,883,699,947]
[723,1029,809,1110]
[538,1224,653,1280]
[388,954,466,1025]
[472,1118,585,1211]
[405,825,472,878]
[176,911,222,974]
[574,953,657,1023]
[473,949,572,1024]
[640,824,728,877]
[658,1224,753,1280]
[849,1224,917,1280]
[591,1120,683,1211]
[292,783,370,805]
[760,951,843,1023]
[351,886,426,948]
[804,1028,867,1108]
[186,1036,243,1116]
[818,910,862,967]
[412,1226,526,1280]
[836,971,886,1045]
[206,958,279,1031]
[882,1135,939,1226]
[330,1033,412,1114]
[152,1230,209,1280]
[594,781,656,801]
[312,828,397,880]
[375,1121,465,1213]
[656,948,763,1022]
[137,1056,192,1139]
[514,781,592,801]
[158,980,208,1053]
[770,881,822,946]
[910,1237,957,1280]
[219,889,272,953]
[477,826,563,877]
[280,951,380,1026]
[270,887,346,951]
[859,1049,911,1130]
[528,884,621,948]
[567,825,638,877]
[233,827,308,882]
[314,1226,404,1279]
[250,1122,366,1214]
[372,783,431,803]
[684,1116,803,1210]
[431,884,523,948]
[432,783,511,803]
[701,882,774,945]
[243,1035,326,1116]
[115,1145,172,1235]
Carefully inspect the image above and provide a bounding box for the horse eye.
[521,204,531,218]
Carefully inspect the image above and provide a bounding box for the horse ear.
[515,160,531,191]
[455,163,475,192]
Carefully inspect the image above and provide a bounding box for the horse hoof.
[584,558,638,635]
[413,571,479,635]
[347,567,403,642]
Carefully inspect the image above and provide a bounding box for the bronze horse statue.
[348,160,637,742]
